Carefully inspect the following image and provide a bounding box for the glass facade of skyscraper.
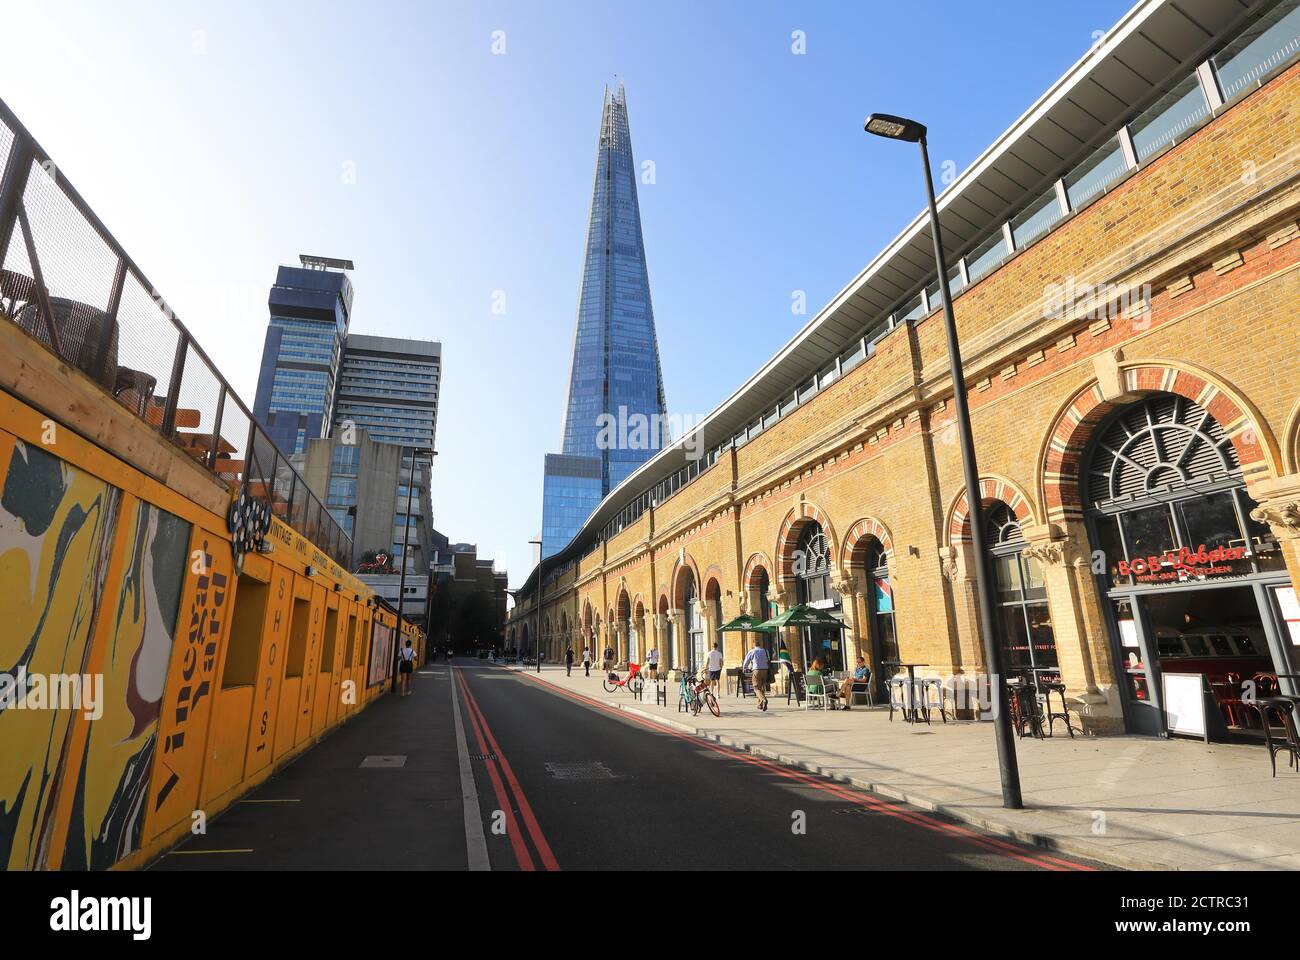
[543,84,668,558]
[252,260,353,457]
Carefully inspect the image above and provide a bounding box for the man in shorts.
[704,641,725,696]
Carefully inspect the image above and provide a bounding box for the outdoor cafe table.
[884,661,929,723]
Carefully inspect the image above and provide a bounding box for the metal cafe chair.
[805,672,837,711]
[849,670,874,707]
[887,675,915,722]
[1035,672,1076,738]
[1006,677,1045,739]
[1253,698,1300,777]
[920,677,950,723]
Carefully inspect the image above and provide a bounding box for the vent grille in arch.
[1085,393,1239,508]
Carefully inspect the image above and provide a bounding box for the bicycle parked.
[603,662,645,698]
[678,669,721,717]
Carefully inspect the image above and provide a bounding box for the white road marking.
[451,668,491,871]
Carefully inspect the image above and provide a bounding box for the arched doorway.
[794,522,845,670]
[658,594,672,669]
[680,568,704,672]
[1080,393,1292,735]
[859,538,898,701]
[631,599,644,665]
[751,566,775,663]
[705,578,723,664]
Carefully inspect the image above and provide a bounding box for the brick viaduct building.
[509,0,1300,736]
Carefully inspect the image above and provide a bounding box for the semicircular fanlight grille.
[796,523,832,579]
[1085,393,1239,508]
[983,500,1025,547]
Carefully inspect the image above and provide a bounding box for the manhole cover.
[545,761,616,780]
[360,755,407,768]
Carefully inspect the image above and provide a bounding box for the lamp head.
[864,113,926,143]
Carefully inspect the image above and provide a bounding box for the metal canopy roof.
[516,0,1264,598]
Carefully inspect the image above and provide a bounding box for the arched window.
[866,542,898,683]
[986,501,1059,675]
[1084,393,1283,585]
[794,524,835,604]
[794,522,843,669]
[682,569,704,671]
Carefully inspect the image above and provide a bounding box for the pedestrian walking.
[704,641,724,696]
[582,646,592,677]
[398,639,416,697]
[742,638,770,711]
[646,644,659,681]
[565,646,575,677]
[603,645,615,671]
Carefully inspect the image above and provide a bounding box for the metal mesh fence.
[216,402,251,488]
[0,119,13,196]
[173,345,225,464]
[114,272,180,423]
[0,98,351,566]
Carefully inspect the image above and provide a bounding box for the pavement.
[152,665,468,870]
[515,662,1300,871]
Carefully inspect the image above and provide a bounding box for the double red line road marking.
[509,667,1094,872]
[454,666,560,871]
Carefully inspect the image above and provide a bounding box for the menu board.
[1161,671,1207,740]
[1275,585,1300,646]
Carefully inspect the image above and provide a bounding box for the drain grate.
[469,753,496,761]
[360,755,407,768]
[545,761,616,781]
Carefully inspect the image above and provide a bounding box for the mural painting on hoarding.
[61,502,189,869]
[0,435,121,870]
[143,532,233,843]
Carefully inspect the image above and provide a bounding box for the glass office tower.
[542,83,669,558]
[252,256,354,459]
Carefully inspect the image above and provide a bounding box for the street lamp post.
[391,446,436,693]
[529,537,543,673]
[864,113,1023,809]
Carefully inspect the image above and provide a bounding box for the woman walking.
[398,639,416,697]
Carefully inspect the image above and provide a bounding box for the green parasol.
[753,603,848,631]
[717,614,776,633]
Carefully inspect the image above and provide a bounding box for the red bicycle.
[603,662,645,698]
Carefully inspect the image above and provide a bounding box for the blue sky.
[1,0,1133,590]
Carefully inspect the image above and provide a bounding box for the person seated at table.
[806,659,841,707]
[839,657,870,708]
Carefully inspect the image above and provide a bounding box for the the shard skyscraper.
[542,83,669,559]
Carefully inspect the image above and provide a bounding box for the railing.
[0,96,352,568]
